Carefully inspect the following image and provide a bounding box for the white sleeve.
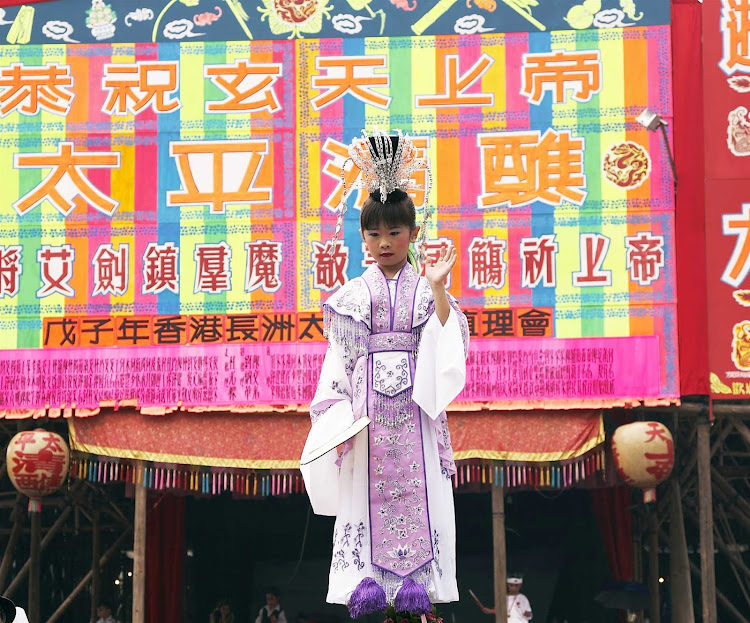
[521,595,532,619]
[412,307,469,419]
[300,337,356,516]
[278,611,288,623]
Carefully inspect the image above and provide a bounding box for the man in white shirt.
[254,587,287,623]
[506,576,532,622]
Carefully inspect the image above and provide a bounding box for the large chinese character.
[245,240,282,293]
[644,439,674,481]
[37,244,75,297]
[310,56,391,111]
[0,62,74,117]
[722,203,750,287]
[205,60,282,114]
[14,143,121,216]
[142,242,179,295]
[521,50,601,105]
[477,130,587,209]
[0,245,22,298]
[92,243,129,296]
[194,242,232,294]
[521,234,558,288]
[720,0,750,74]
[311,240,348,292]
[572,234,611,287]
[321,136,429,214]
[625,232,665,286]
[419,238,454,288]
[101,62,180,116]
[468,236,506,290]
[415,54,494,108]
[168,140,272,214]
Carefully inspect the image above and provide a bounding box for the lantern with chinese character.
[6,429,70,512]
[612,421,674,503]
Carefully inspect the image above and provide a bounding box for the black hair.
[97,601,112,609]
[360,192,416,232]
[265,587,281,598]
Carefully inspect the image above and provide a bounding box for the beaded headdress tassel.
[330,128,432,264]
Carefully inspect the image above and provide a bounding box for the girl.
[301,131,469,618]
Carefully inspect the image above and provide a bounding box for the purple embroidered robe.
[301,264,469,605]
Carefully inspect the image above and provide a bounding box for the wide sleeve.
[300,321,359,516]
[412,296,470,420]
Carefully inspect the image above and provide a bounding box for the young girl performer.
[301,130,469,618]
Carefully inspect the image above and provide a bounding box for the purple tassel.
[348,577,387,618]
[394,578,432,615]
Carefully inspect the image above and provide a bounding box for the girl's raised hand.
[424,245,457,288]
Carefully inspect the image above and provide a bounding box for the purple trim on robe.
[363,265,434,579]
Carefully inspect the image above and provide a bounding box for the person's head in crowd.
[507,575,523,595]
[265,587,281,611]
[96,601,112,621]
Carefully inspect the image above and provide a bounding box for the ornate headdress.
[331,128,432,263]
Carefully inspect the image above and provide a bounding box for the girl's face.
[362,223,419,278]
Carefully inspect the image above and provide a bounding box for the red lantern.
[6,429,70,512]
[612,421,674,503]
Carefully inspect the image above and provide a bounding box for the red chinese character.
[13,143,121,216]
[245,240,282,293]
[644,422,670,443]
[625,232,665,286]
[14,431,39,452]
[92,243,129,296]
[521,234,558,288]
[415,53,494,108]
[37,244,75,297]
[168,140,272,214]
[205,60,282,114]
[420,238,454,288]
[477,129,587,209]
[194,242,232,294]
[310,55,391,111]
[722,203,750,287]
[311,240,349,292]
[102,62,180,116]
[0,245,23,298]
[0,62,74,117]
[644,439,674,481]
[142,242,179,295]
[521,50,601,105]
[572,234,611,287]
[468,236,506,290]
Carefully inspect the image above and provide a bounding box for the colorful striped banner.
[0,26,678,409]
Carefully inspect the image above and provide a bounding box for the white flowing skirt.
[326,407,458,605]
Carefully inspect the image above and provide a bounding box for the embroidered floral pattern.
[373,353,411,397]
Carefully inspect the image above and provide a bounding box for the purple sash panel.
[363,266,434,579]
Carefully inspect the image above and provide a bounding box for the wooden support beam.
[45,528,132,623]
[697,418,717,623]
[90,510,101,623]
[0,494,25,592]
[491,485,507,623]
[683,503,750,588]
[5,505,74,598]
[132,463,147,623]
[659,527,749,623]
[668,480,694,623]
[648,511,661,623]
[28,508,41,623]
[710,469,750,533]
[729,416,750,450]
